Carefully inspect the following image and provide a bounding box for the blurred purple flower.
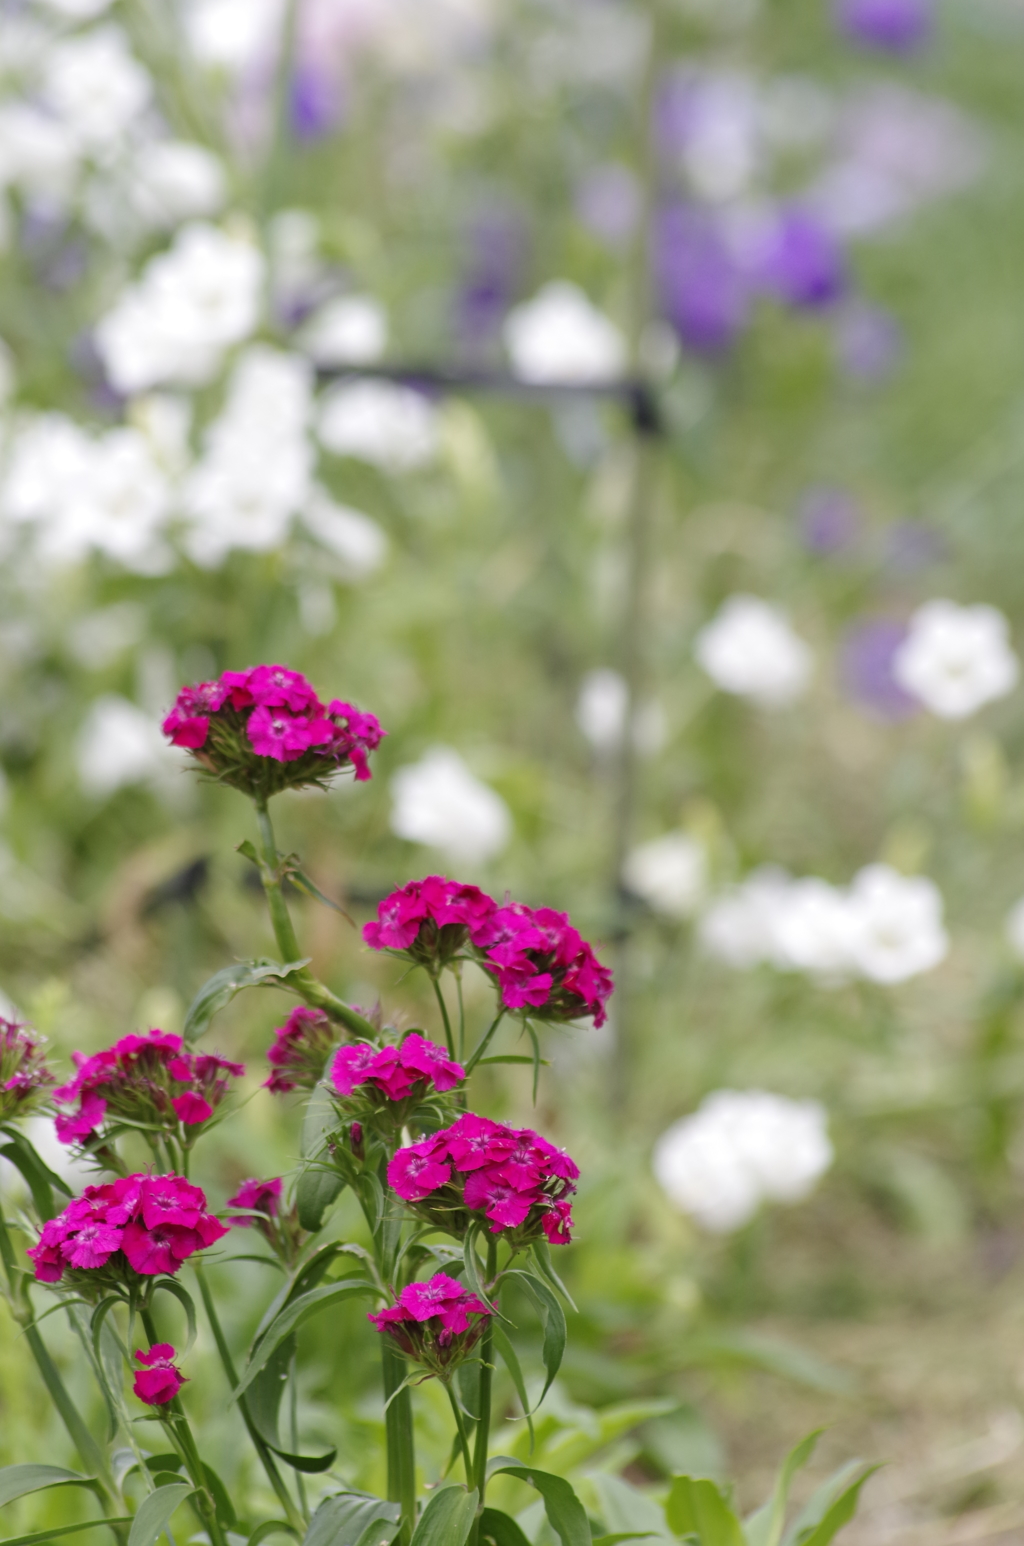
[835,0,934,53]
[290,65,346,140]
[841,617,919,720]
[756,206,847,309]
[834,301,904,382]
[884,521,945,573]
[455,204,528,353]
[654,203,750,354]
[799,487,863,555]
[575,164,641,249]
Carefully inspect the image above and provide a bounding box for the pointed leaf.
[487,1466,589,1546]
[409,1484,478,1546]
[153,1277,197,1355]
[795,1468,879,1546]
[0,1465,97,1508]
[744,1431,822,1546]
[297,1166,346,1234]
[183,958,311,1040]
[302,1490,400,1546]
[285,863,355,923]
[506,1270,565,1406]
[666,1478,745,1546]
[236,1279,374,1398]
[0,1135,70,1219]
[248,1524,302,1545]
[247,1334,295,1448]
[491,1324,535,1448]
[530,1239,577,1311]
[478,1507,533,1546]
[127,1482,195,1546]
[353,1523,401,1546]
[0,1520,132,1545]
[780,1463,863,1546]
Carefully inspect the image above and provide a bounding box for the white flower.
[698,866,792,970]
[38,0,114,14]
[622,833,707,920]
[298,295,388,366]
[653,1090,833,1234]
[892,600,1019,720]
[186,0,284,71]
[772,877,857,980]
[42,28,152,154]
[2,412,95,545]
[1005,897,1024,961]
[390,747,512,865]
[317,381,439,472]
[95,222,265,394]
[129,141,227,227]
[576,668,628,752]
[695,595,813,705]
[301,485,388,579]
[182,346,312,566]
[0,105,78,202]
[845,863,948,985]
[76,695,170,798]
[504,281,626,384]
[67,428,173,571]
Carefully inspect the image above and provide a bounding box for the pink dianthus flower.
[0,1016,54,1120]
[133,1344,186,1406]
[265,1006,336,1093]
[368,1272,491,1375]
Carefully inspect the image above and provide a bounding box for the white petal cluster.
[41,27,151,154]
[389,748,512,865]
[893,600,1019,720]
[298,295,389,367]
[185,0,284,73]
[695,595,814,706]
[127,141,227,229]
[182,346,313,566]
[622,833,707,920]
[0,103,78,203]
[317,381,439,472]
[653,1090,834,1234]
[300,486,388,580]
[95,222,265,394]
[700,862,948,985]
[504,281,626,384]
[76,695,173,798]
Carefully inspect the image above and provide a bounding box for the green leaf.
[301,1082,339,1159]
[592,1537,660,1544]
[183,958,311,1040]
[201,1462,237,1528]
[478,1507,532,1546]
[462,1226,495,1313]
[780,1464,863,1546]
[352,1524,401,1546]
[506,1270,566,1406]
[409,1485,478,1546]
[297,1166,346,1234]
[476,1056,551,1067]
[302,1490,401,1546]
[127,1481,195,1546]
[0,1519,132,1545]
[153,1276,197,1355]
[665,1478,745,1546]
[530,1239,577,1312]
[487,1466,589,1546]
[491,1323,535,1448]
[586,1474,671,1541]
[794,1468,879,1546]
[0,1464,98,1509]
[247,1333,295,1447]
[235,1279,374,1399]
[744,1431,822,1546]
[677,1335,853,1397]
[248,1523,302,1545]
[0,1133,70,1219]
[284,861,356,923]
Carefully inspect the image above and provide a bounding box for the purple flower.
[798,487,863,556]
[756,207,846,310]
[575,164,642,249]
[840,617,920,720]
[835,0,934,53]
[654,203,749,354]
[290,65,346,140]
[455,204,528,352]
[834,302,905,382]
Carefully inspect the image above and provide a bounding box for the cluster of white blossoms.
[653,1090,834,1233]
[623,832,708,920]
[503,281,627,384]
[695,596,814,706]
[699,862,949,985]
[389,747,512,865]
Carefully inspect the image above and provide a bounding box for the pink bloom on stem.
[139,1176,206,1230]
[133,1344,186,1406]
[172,1091,213,1125]
[161,710,209,749]
[266,1005,335,1094]
[495,966,554,1012]
[228,1177,282,1222]
[401,1273,471,1323]
[247,664,324,713]
[246,706,331,762]
[542,1198,574,1245]
[445,1114,517,1173]
[330,1042,387,1097]
[60,1222,123,1270]
[121,1223,189,1276]
[55,1088,108,1144]
[194,1214,230,1248]
[387,1143,452,1202]
[398,1033,465,1092]
[462,1170,535,1231]
[367,1303,408,1332]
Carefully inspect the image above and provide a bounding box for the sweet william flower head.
[162,664,384,798]
[470,902,613,1028]
[265,1006,336,1093]
[363,876,498,971]
[0,1017,54,1121]
[329,1033,465,1132]
[133,1343,186,1406]
[368,1273,491,1377]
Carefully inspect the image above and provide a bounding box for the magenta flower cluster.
[265,1006,336,1094]
[0,1016,53,1120]
[54,1029,243,1146]
[133,1343,187,1406]
[330,1033,465,1107]
[227,1176,282,1222]
[368,1272,491,1374]
[388,1114,577,1245]
[27,1174,228,1287]
[364,877,613,1029]
[162,663,384,796]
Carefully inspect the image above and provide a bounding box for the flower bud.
[368,1273,491,1377]
[265,1006,336,1093]
[0,1017,54,1121]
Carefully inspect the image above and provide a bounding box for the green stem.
[445,1381,474,1485]
[193,1263,305,1532]
[288,1350,308,1518]
[455,973,466,1063]
[431,976,456,1059]
[252,799,378,1039]
[464,1012,507,1075]
[471,1240,498,1507]
[140,1309,228,1546]
[382,1337,416,1546]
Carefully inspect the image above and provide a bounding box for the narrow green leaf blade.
[183,958,310,1040]
[0,1519,132,1546]
[0,1134,70,1218]
[506,1270,566,1406]
[302,1490,401,1546]
[297,1166,346,1233]
[797,1468,880,1546]
[488,1465,589,1546]
[409,1485,478,1546]
[0,1464,96,1509]
[127,1482,195,1546]
[491,1323,535,1447]
[746,1430,822,1546]
[248,1522,301,1545]
[666,1477,745,1546]
[478,1507,533,1546]
[153,1277,197,1355]
[236,1279,373,1399]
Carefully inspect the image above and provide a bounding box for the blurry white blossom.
[695,595,813,705]
[317,381,439,472]
[37,0,116,16]
[130,394,193,476]
[846,863,949,984]
[182,346,312,566]
[298,295,388,366]
[698,866,792,969]
[677,71,762,202]
[129,141,227,228]
[576,668,628,753]
[76,695,170,798]
[1005,896,1024,960]
[653,1090,833,1233]
[42,28,152,154]
[186,0,284,72]
[301,485,388,579]
[0,105,78,203]
[390,747,511,865]
[623,833,707,919]
[504,282,626,384]
[893,600,1019,719]
[772,877,857,980]
[95,222,265,393]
